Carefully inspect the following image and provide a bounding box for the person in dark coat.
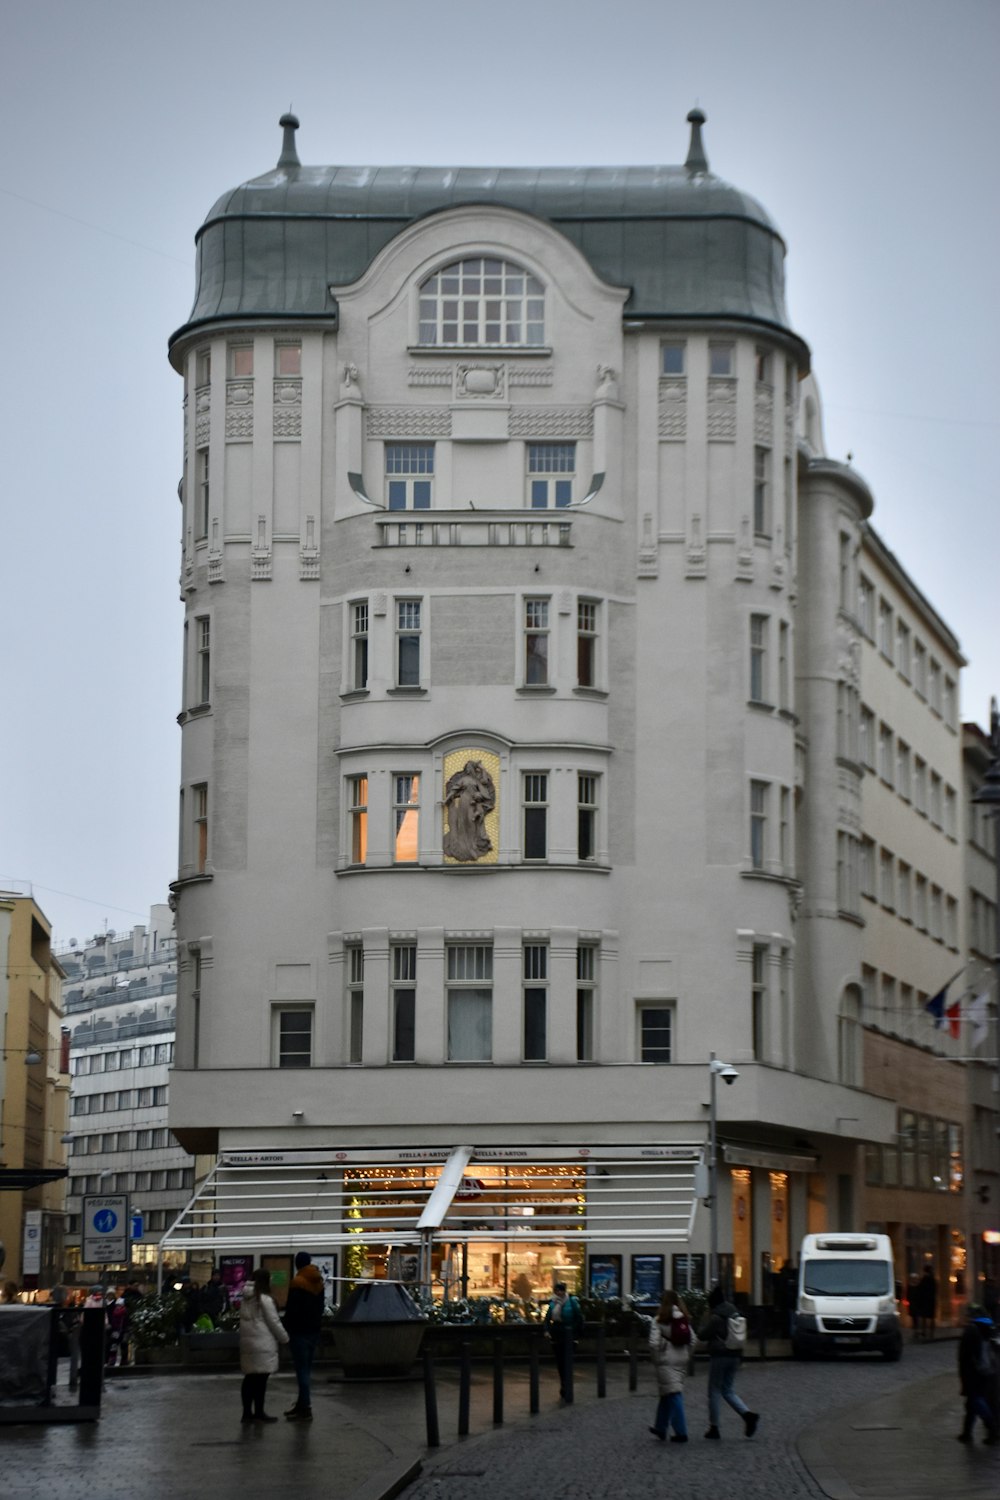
[957,1304,999,1444]
[544,1282,583,1403]
[283,1252,325,1420]
[697,1285,759,1440]
[199,1269,230,1325]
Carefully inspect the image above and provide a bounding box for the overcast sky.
[2,0,997,949]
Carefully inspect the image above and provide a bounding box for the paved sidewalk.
[0,1337,993,1500]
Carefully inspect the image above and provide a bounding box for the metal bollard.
[492,1337,504,1425]
[422,1349,440,1448]
[596,1322,606,1398]
[458,1341,471,1436]
[529,1330,540,1414]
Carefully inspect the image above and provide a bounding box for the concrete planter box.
[181,1331,241,1365]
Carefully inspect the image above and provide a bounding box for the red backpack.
[668,1315,691,1347]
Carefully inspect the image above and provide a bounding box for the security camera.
[719,1066,739,1085]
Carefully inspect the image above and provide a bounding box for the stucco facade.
[163,114,954,1304]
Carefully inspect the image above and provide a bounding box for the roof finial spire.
[278,111,301,170]
[685,107,708,176]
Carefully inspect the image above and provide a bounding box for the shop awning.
[0,1167,69,1191]
[159,1142,703,1257]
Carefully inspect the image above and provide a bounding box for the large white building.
[164,111,966,1305]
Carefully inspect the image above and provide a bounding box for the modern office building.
[56,907,197,1282]
[0,891,68,1288]
[163,111,970,1304]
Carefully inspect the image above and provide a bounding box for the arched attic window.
[418,257,545,347]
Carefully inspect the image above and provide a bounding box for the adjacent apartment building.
[161,111,982,1306]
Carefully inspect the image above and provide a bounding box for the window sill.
[340,689,370,702]
[748,698,775,712]
[740,868,796,886]
[572,686,609,700]
[837,909,866,928]
[407,345,551,358]
[516,685,558,695]
[386,686,428,696]
[186,702,212,718]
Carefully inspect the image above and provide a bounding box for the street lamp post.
[708,1054,739,1290]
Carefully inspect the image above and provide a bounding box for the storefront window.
[730,1168,752,1296]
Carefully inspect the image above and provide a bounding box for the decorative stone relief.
[685,513,707,577]
[274,378,302,440]
[707,378,737,441]
[735,516,754,580]
[558,589,573,616]
[638,512,659,577]
[208,520,224,585]
[372,591,387,617]
[785,396,795,447]
[342,363,363,397]
[195,409,210,447]
[408,367,452,387]
[225,381,254,441]
[367,407,452,437]
[442,749,500,864]
[658,378,687,439]
[456,363,505,399]
[595,364,619,400]
[508,366,554,387]
[508,407,593,438]
[251,514,271,581]
[754,383,774,444]
[299,513,320,580]
[836,624,861,687]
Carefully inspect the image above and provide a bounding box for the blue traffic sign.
[94,1208,118,1234]
[131,1213,144,1239]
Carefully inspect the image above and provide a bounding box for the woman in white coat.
[648,1289,692,1442]
[239,1268,289,1423]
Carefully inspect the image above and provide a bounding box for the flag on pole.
[967,991,991,1051]
[945,999,962,1041]
[925,985,949,1027]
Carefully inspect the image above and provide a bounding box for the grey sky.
[2,0,997,947]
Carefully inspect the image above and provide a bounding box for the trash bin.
[332,1281,427,1377]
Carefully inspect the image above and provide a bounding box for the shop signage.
[221,1143,702,1168]
[22,1209,42,1276]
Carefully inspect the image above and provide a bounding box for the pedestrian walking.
[198,1268,230,1326]
[239,1267,289,1424]
[697,1285,759,1440]
[544,1281,583,1402]
[283,1251,325,1421]
[957,1303,1000,1445]
[648,1289,692,1442]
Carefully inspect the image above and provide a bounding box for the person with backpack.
[957,1303,1000,1444]
[544,1281,584,1402]
[697,1284,759,1440]
[648,1289,692,1442]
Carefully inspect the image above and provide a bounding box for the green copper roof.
[170,112,805,358]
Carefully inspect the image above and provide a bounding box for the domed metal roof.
[170,111,805,361]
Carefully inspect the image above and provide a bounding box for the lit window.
[576,599,599,688]
[527,443,574,508]
[392,945,416,1063]
[396,600,422,686]
[275,344,301,376]
[276,1008,312,1069]
[386,444,433,509]
[523,944,548,1061]
[576,946,596,1062]
[350,601,368,691]
[418,258,544,347]
[578,774,598,862]
[639,1006,672,1063]
[446,944,493,1061]
[524,598,549,685]
[523,774,548,861]
[393,774,420,863]
[229,344,253,378]
[348,776,368,864]
[661,342,685,375]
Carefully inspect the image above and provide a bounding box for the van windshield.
[804,1259,891,1296]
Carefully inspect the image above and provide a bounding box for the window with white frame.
[913,640,927,697]
[195,348,211,387]
[780,787,791,874]
[945,895,958,949]
[944,785,957,840]
[346,945,364,1064]
[229,343,253,379]
[195,616,210,705]
[446,943,493,1061]
[897,860,912,922]
[523,774,548,861]
[750,780,768,869]
[391,944,416,1062]
[418,258,544,347]
[709,342,733,376]
[880,847,894,908]
[393,774,420,863]
[896,740,911,800]
[195,448,210,540]
[348,775,368,865]
[859,705,875,769]
[838,533,852,611]
[929,771,943,828]
[914,756,927,815]
[838,987,862,1086]
[896,620,911,679]
[386,444,433,509]
[527,443,574,508]
[576,945,596,1061]
[878,599,893,660]
[755,348,771,383]
[193,783,208,873]
[396,599,422,686]
[837,832,859,915]
[858,575,875,638]
[878,723,894,785]
[350,601,369,690]
[753,447,771,537]
[751,943,767,1059]
[778,621,790,710]
[275,1007,312,1069]
[523,943,548,1061]
[943,675,957,729]
[275,342,301,376]
[928,658,942,715]
[576,599,599,687]
[661,341,685,375]
[929,884,943,940]
[639,1005,672,1063]
[524,598,549,685]
[750,614,768,702]
[914,873,928,930]
[578,774,598,862]
[860,836,876,899]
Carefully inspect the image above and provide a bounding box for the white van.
[792,1233,902,1361]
